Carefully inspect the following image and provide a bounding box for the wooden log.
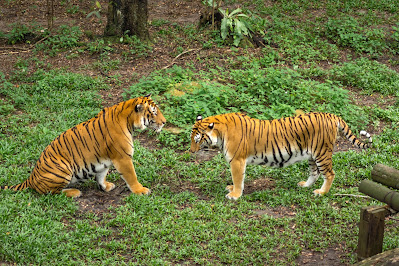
[371,164,399,189]
[356,248,399,265]
[357,206,389,261]
[359,180,399,211]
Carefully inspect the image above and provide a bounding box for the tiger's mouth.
[154,125,163,133]
[148,121,164,133]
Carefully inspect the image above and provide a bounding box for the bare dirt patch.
[69,179,130,216]
[245,177,275,194]
[167,178,211,200]
[297,248,348,265]
[253,205,296,219]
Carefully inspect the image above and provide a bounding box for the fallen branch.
[334,193,371,199]
[33,33,53,47]
[0,46,31,55]
[0,32,52,55]
[162,48,202,70]
[0,46,31,51]
[0,49,31,56]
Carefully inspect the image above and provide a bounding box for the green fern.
[219,8,251,46]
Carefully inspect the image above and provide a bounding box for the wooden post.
[371,164,399,189]
[357,206,389,261]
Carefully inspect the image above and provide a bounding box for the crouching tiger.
[190,112,372,200]
[1,95,166,198]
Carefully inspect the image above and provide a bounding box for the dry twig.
[162,48,202,70]
[334,193,371,199]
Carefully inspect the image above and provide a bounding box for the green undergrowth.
[329,58,399,96]
[0,71,105,169]
[1,66,398,264]
[124,64,370,150]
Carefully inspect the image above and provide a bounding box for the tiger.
[190,112,372,200]
[1,95,166,198]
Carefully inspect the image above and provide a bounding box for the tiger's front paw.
[225,191,242,200]
[225,185,234,192]
[298,181,308,187]
[313,189,326,196]
[104,181,116,192]
[132,186,151,195]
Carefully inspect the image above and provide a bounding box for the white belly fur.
[246,151,311,167]
[70,159,112,184]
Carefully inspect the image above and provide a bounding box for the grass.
[1,0,399,264]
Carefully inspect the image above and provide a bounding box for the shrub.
[4,23,44,45]
[329,58,399,95]
[35,25,83,55]
[325,16,387,55]
[219,8,252,47]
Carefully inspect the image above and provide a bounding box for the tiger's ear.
[196,115,203,121]
[135,104,143,112]
[208,123,214,129]
[145,93,152,98]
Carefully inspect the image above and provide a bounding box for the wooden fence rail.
[357,164,399,261]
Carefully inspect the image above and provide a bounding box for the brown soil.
[297,248,347,265]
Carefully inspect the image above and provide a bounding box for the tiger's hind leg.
[298,158,320,188]
[29,169,73,196]
[313,154,335,196]
[62,188,82,198]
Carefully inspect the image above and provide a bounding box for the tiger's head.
[190,115,219,152]
[131,94,166,133]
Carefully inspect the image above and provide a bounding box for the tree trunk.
[104,0,149,40]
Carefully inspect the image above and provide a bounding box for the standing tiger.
[1,95,166,198]
[190,112,372,200]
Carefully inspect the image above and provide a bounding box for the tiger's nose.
[190,143,200,153]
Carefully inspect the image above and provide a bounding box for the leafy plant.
[392,23,399,42]
[66,4,80,14]
[124,66,197,98]
[86,38,113,55]
[35,25,83,55]
[92,58,121,74]
[329,58,399,95]
[120,34,152,57]
[219,8,252,46]
[5,23,41,44]
[325,16,387,56]
[202,0,220,9]
[86,0,102,20]
[389,22,399,53]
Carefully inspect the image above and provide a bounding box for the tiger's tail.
[1,180,30,192]
[337,117,372,149]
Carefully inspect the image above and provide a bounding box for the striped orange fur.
[190,112,372,200]
[1,95,166,198]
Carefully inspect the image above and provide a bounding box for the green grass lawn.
[1,0,399,264]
